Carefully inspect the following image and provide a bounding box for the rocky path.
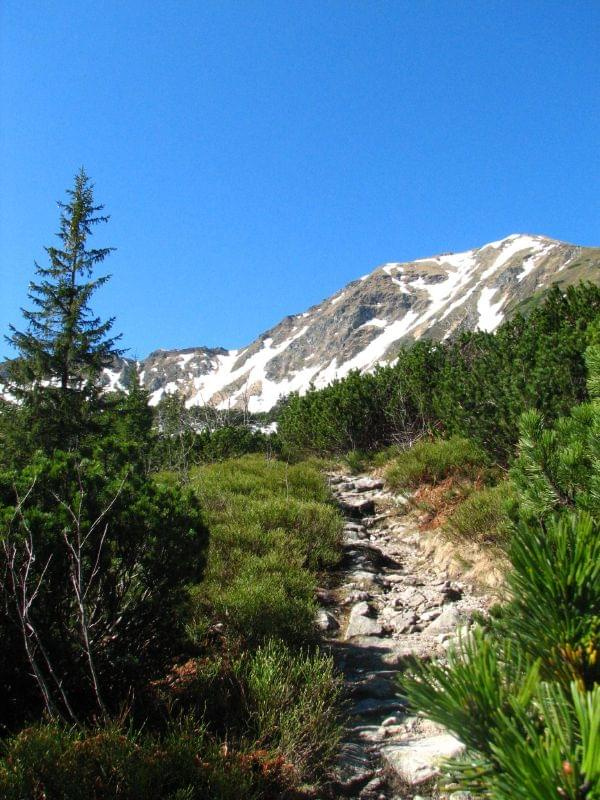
[319,473,491,800]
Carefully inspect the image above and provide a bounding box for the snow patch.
[335,310,420,377]
[392,277,412,295]
[359,318,388,330]
[489,235,546,272]
[178,352,196,368]
[477,287,505,332]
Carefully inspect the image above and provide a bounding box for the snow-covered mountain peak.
[52,234,600,412]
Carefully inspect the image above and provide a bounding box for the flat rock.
[351,697,406,717]
[382,733,465,785]
[343,590,371,604]
[315,587,337,605]
[382,572,404,583]
[350,675,396,699]
[354,477,385,492]
[383,610,417,633]
[420,608,442,623]
[347,570,382,588]
[345,615,383,639]
[339,495,376,517]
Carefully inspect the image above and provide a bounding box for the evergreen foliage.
[445,480,515,546]
[0,173,343,798]
[279,283,600,459]
[400,337,600,798]
[0,173,209,727]
[6,169,123,453]
[0,451,207,721]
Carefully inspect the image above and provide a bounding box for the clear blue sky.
[1,1,599,360]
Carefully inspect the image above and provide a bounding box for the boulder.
[339,495,376,517]
[354,477,385,492]
[382,733,465,785]
[424,605,462,634]
[316,609,340,631]
[345,602,383,638]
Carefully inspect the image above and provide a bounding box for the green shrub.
[236,639,343,781]
[446,481,516,546]
[403,627,533,758]
[503,512,600,690]
[385,436,487,490]
[405,643,600,799]
[246,497,342,571]
[0,720,257,800]
[371,444,403,467]
[402,510,600,796]
[209,552,318,645]
[511,401,600,524]
[0,450,208,722]
[279,284,600,460]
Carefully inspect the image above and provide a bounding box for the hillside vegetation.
[279,282,600,460]
[0,174,343,799]
[1,172,598,798]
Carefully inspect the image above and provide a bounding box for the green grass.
[236,639,342,781]
[445,481,516,547]
[385,436,487,490]
[189,455,343,647]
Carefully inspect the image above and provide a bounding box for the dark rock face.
[90,234,600,411]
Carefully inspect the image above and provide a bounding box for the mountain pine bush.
[279,283,600,459]
[401,338,600,798]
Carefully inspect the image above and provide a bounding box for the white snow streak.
[477,287,505,332]
[359,318,388,330]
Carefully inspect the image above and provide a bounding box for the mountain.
[79,234,600,411]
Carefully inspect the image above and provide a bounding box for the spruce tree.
[6,168,123,451]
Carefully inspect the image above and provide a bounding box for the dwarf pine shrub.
[401,338,600,798]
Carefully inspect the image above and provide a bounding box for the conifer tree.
[6,168,122,450]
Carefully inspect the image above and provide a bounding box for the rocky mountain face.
[97,233,599,411]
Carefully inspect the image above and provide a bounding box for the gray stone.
[316,609,340,631]
[420,608,442,623]
[424,605,462,633]
[382,733,465,785]
[382,573,404,583]
[339,495,376,517]
[344,521,365,531]
[387,611,418,633]
[354,477,385,492]
[359,775,387,798]
[315,587,336,605]
[351,600,372,617]
[398,586,420,605]
[348,570,381,588]
[351,697,405,717]
[345,601,383,638]
[351,676,396,699]
[344,590,371,604]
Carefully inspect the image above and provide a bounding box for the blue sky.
[1,1,599,360]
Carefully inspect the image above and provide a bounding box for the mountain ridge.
[112,233,597,412]
[6,233,598,412]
